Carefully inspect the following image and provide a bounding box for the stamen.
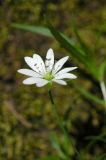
[43,72,54,81]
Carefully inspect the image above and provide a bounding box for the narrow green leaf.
[98,60,106,81]
[70,82,105,107]
[48,24,98,80]
[48,24,89,66]
[12,23,53,38]
[73,23,97,63]
[12,23,76,45]
[72,22,98,80]
[72,21,92,57]
[49,132,67,159]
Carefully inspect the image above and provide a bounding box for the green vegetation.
[0,0,106,159]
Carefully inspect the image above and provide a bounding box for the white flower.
[18,48,77,87]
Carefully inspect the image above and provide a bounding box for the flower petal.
[23,77,48,85]
[24,57,37,71]
[36,79,48,87]
[55,67,77,76]
[17,69,42,77]
[33,54,46,74]
[55,73,77,80]
[53,79,67,85]
[45,48,54,72]
[23,77,38,85]
[52,56,69,74]
[24,55,45,75]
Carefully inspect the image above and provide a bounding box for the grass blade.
[48,24,89,66]
[70,82,105,107]
[49,132,69,160]
[12,23,53,38]
[73,22,94,61]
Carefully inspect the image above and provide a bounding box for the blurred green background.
[0,0,106,159]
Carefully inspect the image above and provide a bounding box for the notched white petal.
[53,56,69,74]
[33,54,46,74]
[53,79,67,85]
[23,77,48,85]
[55,73,77,80]
[45,48,54,72]
[24,55,45,75]
[36,79,48,87]
[55,67,77,75]
[23,77,37,85]
[17,69,42,77]
[24,57,37,72]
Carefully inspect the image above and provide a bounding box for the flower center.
[44,72,54,81]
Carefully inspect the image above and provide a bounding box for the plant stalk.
[48,90,81,160]
[48,90,68,138]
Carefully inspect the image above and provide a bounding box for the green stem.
[48,90,70,159]
[48,90,81,160]
[48,90,68,136]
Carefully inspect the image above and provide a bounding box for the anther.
[34,63,37,66]
[46,58,51,61]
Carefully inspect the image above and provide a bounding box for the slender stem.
[48,90,71,160]
[48,90,54,105]
[48,90,67,136]
[48,90,81,159]
[100,81,106,106]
